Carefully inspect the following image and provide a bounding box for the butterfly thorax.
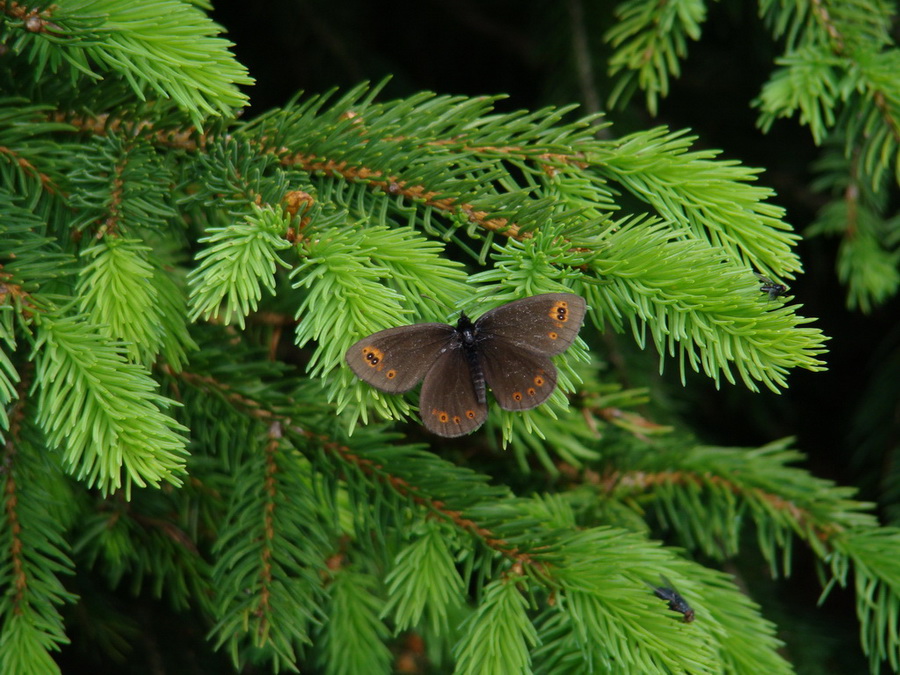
[456,313,487,405]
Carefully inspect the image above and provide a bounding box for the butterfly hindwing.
[419,347,488,437]
[478,341,558,411]
[475,293,586,356]
[345,324,455,393]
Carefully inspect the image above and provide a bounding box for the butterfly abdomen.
[465,349,486,405]
[458,314,487,405]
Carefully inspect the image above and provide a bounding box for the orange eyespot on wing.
[548,299,573,326]
[361,345,385,369]
[480,343,558,411]
[419,348,488,437]
[423,404,486,436]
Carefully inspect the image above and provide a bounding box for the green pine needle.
[33,313,188,496]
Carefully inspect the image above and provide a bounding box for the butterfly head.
[456,312,478,346]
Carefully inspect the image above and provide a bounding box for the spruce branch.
[0,101,73,194]
[580,218,825,392]
[33,313,188,496]
[699,572,793,674]
[0,5,876,662]
[807,140,900,312]
[603,439,876,567]
[5,0,252,127]
[828,528,900,672]
[258,85,602,243]
[317,569,392,675]
[148,263,196,371]
[500,404,601,473]
[836,219,900,312]
[249,90,826,397]
[597,128,801,274]
[295,425,519,560]
[756,46,844,145]
[183,136,301,215]
[543,533,720,674]
[0,309,19,437]
[77,237,168,364]
[845,50,900,188]
[188,204,294,328]
[169,349,803,673]
[759,0,893,53]
[758,0,900,312]
[209,422,329,670]
[65,133,178,235]
[0,407,76,675]
[603,0,900,310]
[751,3,900,313]
[304,423,788,673]
[72,473,215,615]
[586,435,900,670]
[605,0,705,115]
[382,521,465,634]
[256,396,792,672]
[452,576,538,675]
[0,193,76,293]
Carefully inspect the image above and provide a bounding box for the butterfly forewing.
[419,347,488,437]
[478,341,558,411]
[475,293,586,356]
[345,324,456,393]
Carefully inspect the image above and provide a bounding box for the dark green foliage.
[1,1,899,674]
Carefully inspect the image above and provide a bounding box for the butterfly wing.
[475,293,586,356]
[478,342,557,410]
[419,347,488,437]
[345,323,456,393]
[473,293,585,411]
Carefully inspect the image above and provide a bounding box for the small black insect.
[755,273,789,301]
[649,575,695,623]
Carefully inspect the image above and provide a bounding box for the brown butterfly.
[345,293,587,437]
